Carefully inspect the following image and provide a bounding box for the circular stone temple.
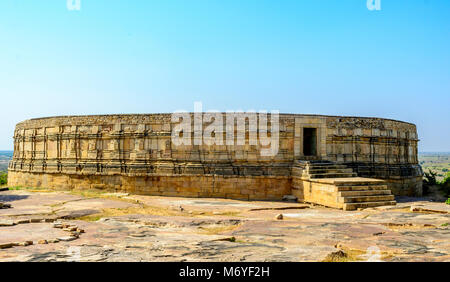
[7,114,423,210]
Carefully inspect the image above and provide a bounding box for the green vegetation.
[419,153,450,182]
[322,249,366,262]
[441,172,450,198]
[423,171,450,199]
[424,170,438,186]
[420,153,450,197]
[7,186,22,190]
[0,172,7,186]
[423,170,437,195]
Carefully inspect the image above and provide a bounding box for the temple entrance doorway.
[303,128,317,156]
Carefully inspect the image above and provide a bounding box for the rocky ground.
[0,188,449,262]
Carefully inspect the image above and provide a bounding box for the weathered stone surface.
[57,236,77,242]
[282,195,297,202]
[0,243,15,249]
[0,190,448,262]
[18,241,33,246]
[0,202,11,209]
[0,220,16,226]
[0,222,71,247]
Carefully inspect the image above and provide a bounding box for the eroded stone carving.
[8,114,422,199]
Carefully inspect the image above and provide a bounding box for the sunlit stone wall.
[8,114,422,198]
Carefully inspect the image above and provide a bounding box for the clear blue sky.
[0,0,449,151]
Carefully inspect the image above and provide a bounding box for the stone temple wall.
[7,114,423,199]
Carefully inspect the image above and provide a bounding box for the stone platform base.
[292,177,396,210]
[7,168,422,211]
[7,171,291,201]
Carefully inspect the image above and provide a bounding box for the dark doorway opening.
[303,128,317,156]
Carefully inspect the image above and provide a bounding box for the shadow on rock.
[0,194,29,202]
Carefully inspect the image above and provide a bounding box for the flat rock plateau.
[0,189,449,262]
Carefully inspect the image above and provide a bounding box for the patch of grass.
[67,189,113,198]
[214,211,241,217]
[197,224,241,235]
[7,186,21,190]
[382,222,436,230]
[79,215,102,222]
[8,186,128,199]
[8,186,32,190]
[76,205,182,221]
[322,249,364,262]
[326,245,399,262]
[64,189,146,206]
[7,186,53,192]
[180,210,242,218]
[388,207,411,213]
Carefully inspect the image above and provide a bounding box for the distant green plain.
[419,152,450,182]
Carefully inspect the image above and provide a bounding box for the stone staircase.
[292,161,396,211]
[333,179,396,211]
[300,161,357,179]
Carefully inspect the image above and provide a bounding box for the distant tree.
[424,170,437,186]
[0,173,7,185]
[440,172,450,198]
[422,169,438,195]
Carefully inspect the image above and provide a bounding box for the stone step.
[307,168,354,174]
[306,172,358,179]
[338,190,392,197]
[334,181,385,186]
[337,185,388,191]
[343,200,397,211]
[339,194,395,203]
[291,167,305,176]
[297,160,334,165]
[306,164,348,170]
